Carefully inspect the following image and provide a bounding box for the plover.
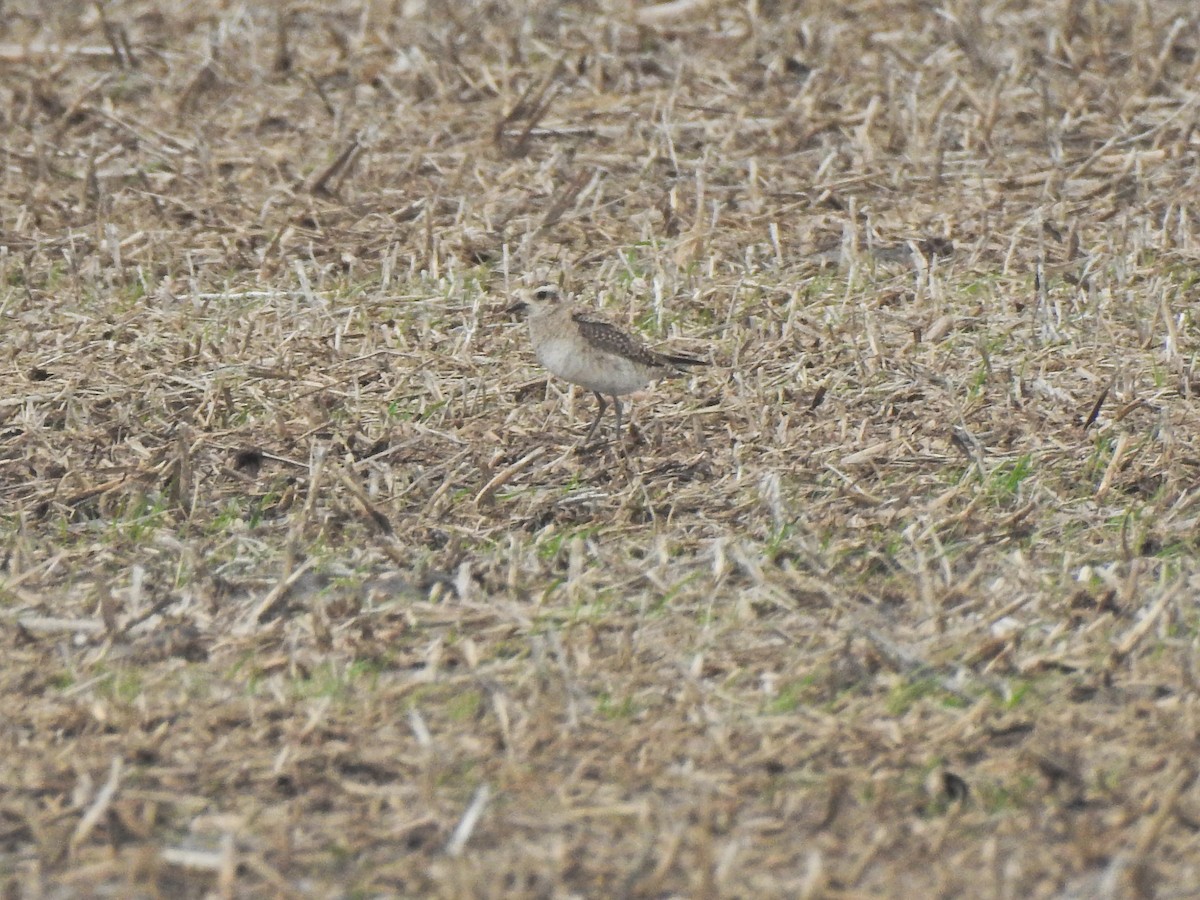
[510,285,706,444]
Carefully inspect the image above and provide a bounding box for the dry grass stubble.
[3,1,1200,896]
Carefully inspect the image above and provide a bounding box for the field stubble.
[3,1,1200,897]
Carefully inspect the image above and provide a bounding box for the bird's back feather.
[572,311,706,370]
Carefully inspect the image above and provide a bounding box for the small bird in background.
[509,285,707,445]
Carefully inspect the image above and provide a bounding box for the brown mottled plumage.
[510,286,706,444]
[573,313,703,370]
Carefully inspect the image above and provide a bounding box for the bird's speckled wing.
[572,311,704,369]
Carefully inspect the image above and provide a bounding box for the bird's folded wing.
[572,312,667,367]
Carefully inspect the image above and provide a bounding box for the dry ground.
[3,1,1200,897]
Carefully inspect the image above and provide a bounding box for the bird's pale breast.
[535,336,652,395]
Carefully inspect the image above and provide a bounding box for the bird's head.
[506,284,564,317]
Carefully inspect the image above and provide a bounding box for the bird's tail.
[660,352,707,369]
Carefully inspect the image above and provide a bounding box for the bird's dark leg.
[613,397,623,443]
[583,392,607,444]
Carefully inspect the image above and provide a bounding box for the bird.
[509,285,707,444]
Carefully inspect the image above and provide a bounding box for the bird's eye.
[533,286,558,302]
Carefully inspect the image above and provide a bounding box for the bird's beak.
[505,300,528,315]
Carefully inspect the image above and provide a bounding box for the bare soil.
[3,1,1200,897]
